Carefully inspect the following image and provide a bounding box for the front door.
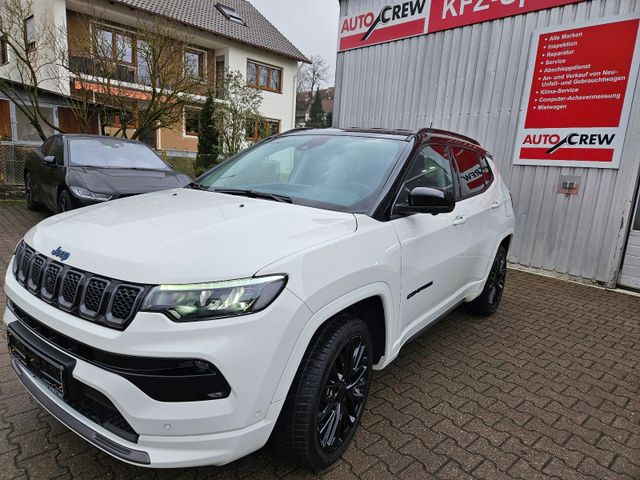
[619,189,640,290]
[391,143,474,341]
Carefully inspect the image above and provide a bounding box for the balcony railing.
[70,56,136,84]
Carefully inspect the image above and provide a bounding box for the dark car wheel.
[58,190,73,213]
[271,314,373,469]
[466,245,507,316]
[25,173,42,211]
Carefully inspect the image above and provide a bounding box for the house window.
[216,3,246,26]
[215,56,225,97]
[247,118,280,141]
[115,32,133,64]
[24,16,35,51]
[185,49,205,80]
[15,106,54,142]
[137,40,151,85]
[247,60,282,93]
[184,107,201,136]
[95,27,114,58]
[0,37,8,65]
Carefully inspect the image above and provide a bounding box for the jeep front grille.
[12,241,148,330]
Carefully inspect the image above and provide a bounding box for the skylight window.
[216,3,246,26]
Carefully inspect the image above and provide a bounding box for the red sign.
[428,0,581,33]
[338,0,584,52]
[514,17,640,168]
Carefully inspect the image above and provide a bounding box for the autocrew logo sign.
[520,132,616,161]
[338,1,584,52]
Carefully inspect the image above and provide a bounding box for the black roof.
[110,0,309,63]
[282,128,483,148]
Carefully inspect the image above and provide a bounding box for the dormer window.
[216,3,246,26]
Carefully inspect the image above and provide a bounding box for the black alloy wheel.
[58,190,72,213]
[467,245,508,316]
[317,335,370,452]
[271,314,373,469]
[25,172,39,211]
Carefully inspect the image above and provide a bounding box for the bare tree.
[0,0,66,141]
[64,10,205,140]
[298,55,329,95]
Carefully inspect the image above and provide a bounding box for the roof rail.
[417,128,480,146]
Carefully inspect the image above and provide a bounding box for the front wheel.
[271,314,373,469]
[25,172,41,211]
[58,190,73,213]
[466,245,507,316]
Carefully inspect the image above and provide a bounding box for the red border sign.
[338,0,584,52]
[513,16,640,169]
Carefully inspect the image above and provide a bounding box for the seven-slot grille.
[12,241,146,330]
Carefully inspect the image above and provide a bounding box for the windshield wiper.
[212,188,292,203]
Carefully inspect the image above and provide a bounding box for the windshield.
[68,138,170,170]
[197,134,407,213]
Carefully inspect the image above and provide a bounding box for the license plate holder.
[7,322,76,400]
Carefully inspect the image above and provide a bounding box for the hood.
[24,189,357,284]
[68,167,191,196]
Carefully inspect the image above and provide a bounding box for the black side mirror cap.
[398,187,455,215]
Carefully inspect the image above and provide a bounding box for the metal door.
[619,191,640,290]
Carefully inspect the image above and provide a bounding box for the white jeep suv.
[4,128,514,469]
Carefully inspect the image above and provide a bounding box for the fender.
[270,282,396,404]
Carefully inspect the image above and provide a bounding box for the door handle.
[453,215,467,226]
[491,201,501,209]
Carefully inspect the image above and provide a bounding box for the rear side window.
[480,156,494,185]
[450,146,487,199]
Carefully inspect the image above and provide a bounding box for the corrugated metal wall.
[334,0,640,286]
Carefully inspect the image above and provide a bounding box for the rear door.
[449,146,501,283]
[391,143,474,339]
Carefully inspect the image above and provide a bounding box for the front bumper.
[4,263,312,467]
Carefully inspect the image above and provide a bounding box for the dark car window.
[450,146,486,199]
[198,134,406,213]
[68,138,170,170]
[40,137,55,156]
[394,144,454,209]
[49,136,64,165]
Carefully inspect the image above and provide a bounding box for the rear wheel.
[58,189,73,213]
[25,172,42,211]
[466,245,507,316]
[271,314,373,469]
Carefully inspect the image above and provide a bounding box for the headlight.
[69,186,112,202]
[141,275,287,321]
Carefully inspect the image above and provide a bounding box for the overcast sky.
[250,0,340,87]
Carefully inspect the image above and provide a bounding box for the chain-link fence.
[0,144,33,186]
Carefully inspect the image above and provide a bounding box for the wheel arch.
[270,283,395,404]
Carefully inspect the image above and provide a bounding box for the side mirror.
[43,155,55,165]
[398,187,455,215]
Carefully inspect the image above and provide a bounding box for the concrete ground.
[0,203,638,480]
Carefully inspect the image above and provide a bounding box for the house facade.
[0,0,308,157]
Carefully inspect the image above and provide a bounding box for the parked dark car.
[25,134,191,212]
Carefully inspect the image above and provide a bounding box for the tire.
[25,172,42,211]
[271,314,373,469]
[58,189,73,213]
[466,245,507,316]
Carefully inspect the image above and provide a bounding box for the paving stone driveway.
[0,203,638,480]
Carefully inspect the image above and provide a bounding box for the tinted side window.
[395,144,454,208]
[480,156,494,185]
[451,146,486,199]
[40,137,54,155]
[49,137,64,165]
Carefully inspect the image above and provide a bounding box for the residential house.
[0,0,308,158]
[295,87,334,128]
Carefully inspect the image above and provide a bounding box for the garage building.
[333,0,640,290]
